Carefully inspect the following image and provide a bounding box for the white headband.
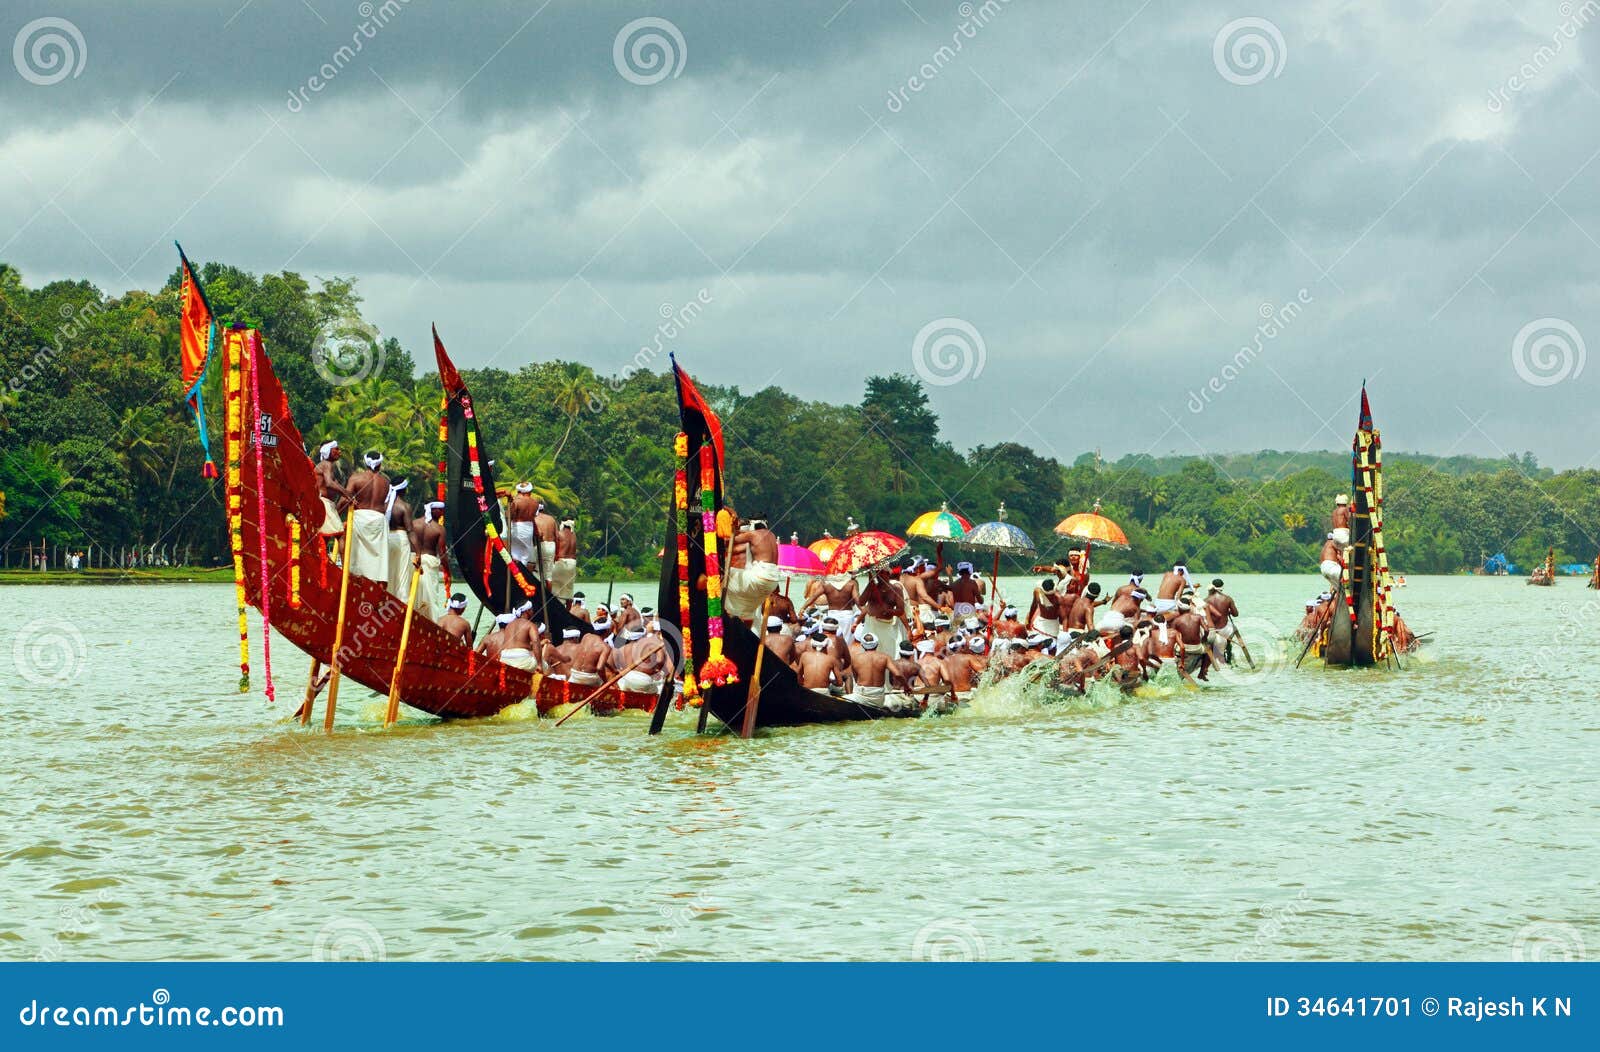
[619,593,633,603]
[493,613,514,626]
[560,519,574,529]
[969,637,985,653]
[592,616,612,631]
[423,500,445,523]
[364,453,384,469]
[515,482,533,494]
[861,633,878,650]
[562,628,580,640]
[318,441,338,461]
[623,629,645,641]
[447,596,468,611]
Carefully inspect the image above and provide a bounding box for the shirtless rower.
[944,637,988,696]
[409,500,449,621]
[1155,559,1192,613]
[888,640,923,693]
[724,510,782,622]
[568,591,591,623]
[1065,582,1105,631]
[762,615,800,669]
[900,558,935,618]
[847,632,891,703]
[818,617,851,680]
[550,518,579,601]
[614,625,667,694]
[914,639,950,698]
[1114,573,1146,602]
[344,452,393,585]
[384,484,415,602]
[1331,494,1351,547]
[860,567,914,655]
[1169,598,1211,681]
[440,593,473,645]
[313,440,350,536]
[1203,578,1240,664]
[542,628,580,679]
[1025,578,1065,637]
[507,483,540,567]
[478,612,512,661]
[994,605,1026,639]
[534,501,558,584]
[949,562,985,617]
[1104,584,1143,633]
[765,591,798,633]
[797,637,840,691]
[613,593,644,635]
[568,628,613,686]
[805,574,860,638]
[498,604,541,672]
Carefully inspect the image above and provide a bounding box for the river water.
[3,574,1595,962]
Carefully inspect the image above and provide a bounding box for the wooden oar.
[322,506,356,732]
[294,659,321,723]
[554,651,657,726]
[1172,647,1200,688]
[1067,639,1133,688]
[741,596,773,738]
[1228,616,1255,669]
[384,554,423,727]
[1293,623,1320,668]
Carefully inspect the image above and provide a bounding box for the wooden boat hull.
[225,327,544,720]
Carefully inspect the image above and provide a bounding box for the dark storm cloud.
[3,0,1599,465]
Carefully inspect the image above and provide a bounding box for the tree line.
[1,261,1594,577]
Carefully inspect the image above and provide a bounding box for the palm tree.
[548,367,592,462]
[118,405,167,488]
[498,441,577,511]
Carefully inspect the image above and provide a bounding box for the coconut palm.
[498,441,577,511]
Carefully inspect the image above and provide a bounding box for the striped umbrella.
[906,503,971,542]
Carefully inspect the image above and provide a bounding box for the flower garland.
[697,443,738,688]
[1357,429,1396,659]
[246,333,275,704]
[460,394,537,600]
[287,515,302,608]
[673,433,699,701]
[436,393,452,594]
[224,330,249,693]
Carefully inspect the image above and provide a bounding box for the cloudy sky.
[4,0,1598,466]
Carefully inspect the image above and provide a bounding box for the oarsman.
[847,632,891,703]
[478,612,513,661]
[344,451,393,585]
[1155,560,1192,613]
[314,440,350,536]
[507,483,540,566]
[762,615,800,669]
[949,562,985,617]
[804,573,860,638]
[542,628,580,680]
[614,594,644,635]
[498,604,540,672]
[994,606,1026,639]
[900,557,936,616]
[440,593,473,646]
[818,617,851,679]
[1065,582,1106,631]
[1391,609,1417,652]
[723,510,783,622]
[614,624,667,694]
[1145,603,1178,662]
[384,482,414,602]
[568,628,612,687]
[797,636,840,691]
[590,605,614,646]
[1203,578,1240,664]
[550,518,579,601]
[1296,599,1321,640]
[765,590,798,633]
[915,639,949,694]
[1319,533,1345,591]
[860,566,914,656]
[410,500,449,621]
[1104,584,1143,633]
[944,637,988,696]
[1114,573,1145,602]
[888,640,923,693]
[534,501,558,584]
[1025,578,1065,637]
[1169,598,1211,681]
[1331,494,1351,546]
[568,591,591,623]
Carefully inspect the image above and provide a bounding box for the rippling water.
[3,574,1596,962]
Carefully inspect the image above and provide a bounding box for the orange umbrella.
[808,532,842,564]
[824,530,907,575]
[1053,500,1129,550]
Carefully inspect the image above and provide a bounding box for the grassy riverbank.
[0,567,236,585]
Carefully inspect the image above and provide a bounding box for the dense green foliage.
[1,262,1595,575]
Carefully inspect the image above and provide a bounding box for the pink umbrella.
[777,543,826,576]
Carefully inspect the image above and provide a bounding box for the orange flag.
[176,242,219,477]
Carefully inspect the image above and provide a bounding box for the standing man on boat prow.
[724,509,783,622]
[411,501,449,621]
[550,518,579,601]
[344,451,393,585]
[314,440,350,536]
[1319,533,1345,591]
[1203,579,1240,664]
[507,483,539,567]
[1331,494,1351,547]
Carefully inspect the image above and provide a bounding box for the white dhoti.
[618,670,663,694]
[499,648,538,671]
[550,557,578,600]
[1152,598,1178,614]
[1331,527,1350,546]
[723,560,784,619]
[1033,616,1061,637]
[850,683,887,703]
[568,668,603,687]
[538,541,557,578]
[861,614,902,656]
[1097,611,1123,633]
[507,521,536,565]
[385,530,413,601]
[1208,623,1235,661]
[346,509,389,584]
[320,497,343,536]
[1320,560,1344,588]
[414,553,446,621]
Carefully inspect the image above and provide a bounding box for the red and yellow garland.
[674,432,699,701]
[697,444,738,688]
[223,330,249,692]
